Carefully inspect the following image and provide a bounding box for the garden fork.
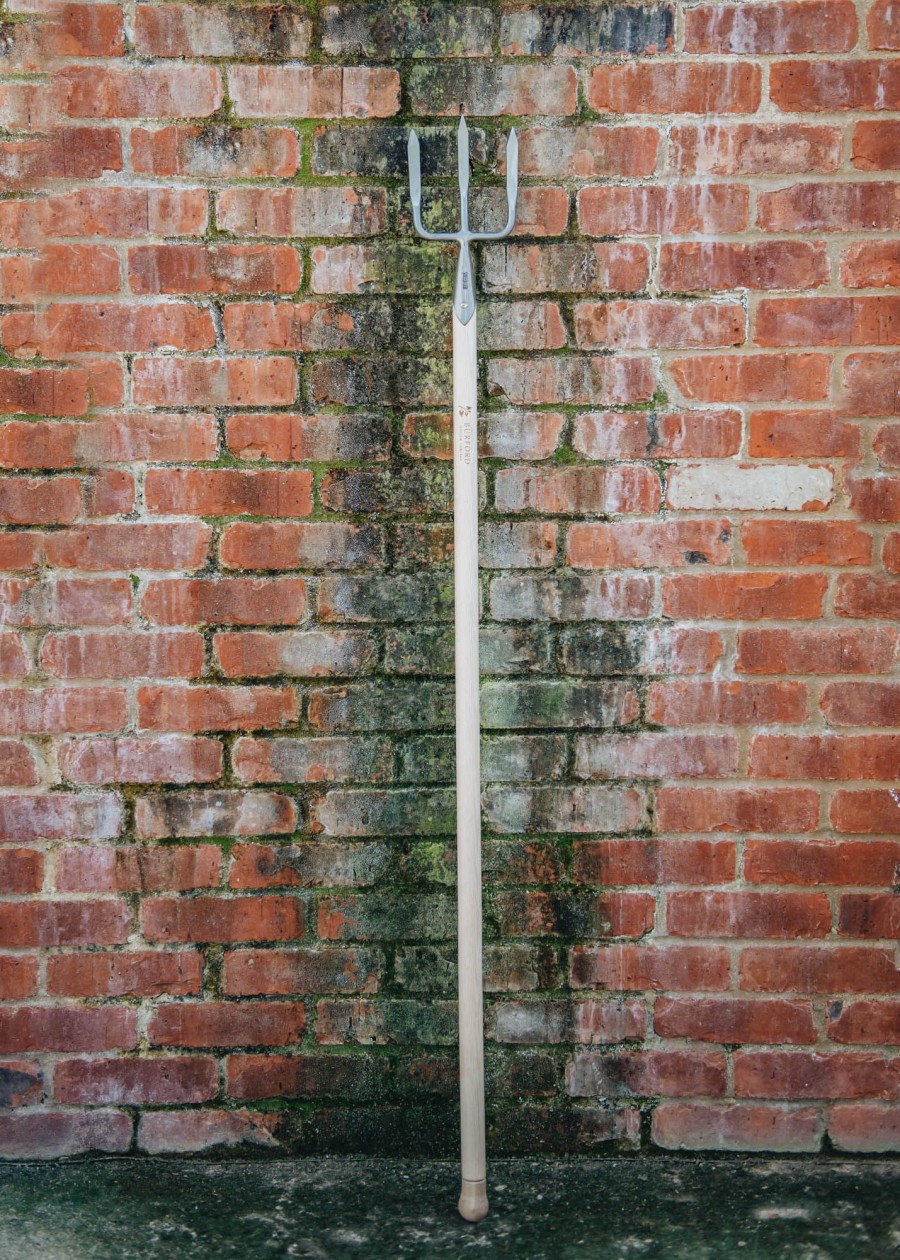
[407,115,519,1223]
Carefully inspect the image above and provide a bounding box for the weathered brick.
[54,1057,218,1106]
[685,2,856,52]
[129,244,300,296]
[575,300,744,350]
[671,123,842,175]
[0,1112,133,1159]
[574,409,741,459]
[653,1102,822,1153]
[482,242,649,294]
[138,1110,280,1155]
[408,64,577,115]
[571,943,731,992]
[842,240,900,288]
[589,62,760,114]
[518,125,659,177]
[648,680,808,726]
[579,184,748,236]
[56,844,220,894]
[575,732,738,780]
[134,4,311,58]
[491,573,653,621]
[829,1105,900,1153]
[217,632,375,681]
[58,66,223,119]
[224,947,383,996]
[322,5,493,57]
[135,790,296,840]
[671,354,830,403]
[495,465,661,514]
[770,60,900,112]
[501,5,672,55]
[230,66,399,119]
[58,736,221,785]
[133,357,296,408]
[484,785,646,834]
[660,240,828,291]
[47,952,202,999]
[567,520,731,569]
[137,684,297,733]
[568,1049,726,1099]
[133,125,299,179]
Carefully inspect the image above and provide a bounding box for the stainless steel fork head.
[407,115,519,324]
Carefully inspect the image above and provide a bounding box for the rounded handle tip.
[458,1179,489,1223]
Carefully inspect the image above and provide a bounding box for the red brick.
[0,901,130,949]
[0,741,40,788]
[841,240,900,288]
[149,1001,305,1048]
[0,188,208,247]
[575,301,744,350]
[573,838,736,887]
[141,577,306,626]
[44,522,211,571]
[578,185,748,236]
[137,684,297,732]
[835,575,900,619]
[771,60,900,111]
[821,681,900,726]
[0,415,214,471]
[58,735,221,785]
[230,65,399,119]
[745,839,900,887]
[831,790,900,835]
[218,632,376,681]
[662,572,826,620]
[687,1,856,51]
[671,123,842,174]
[869,0,900,48]
[518,125,659,178]
[668,891,830,940]
[133,125,299,178]
[0,957,37,1000]
[0,1112,133,1158]
[567,1048,726,1099]
[588,63,760,114]
[748,409,859,458]
[0,245,120,302]
[141,895,303,944]
[656,997,816,1045]
[0,687,126,736]
[0,367,90,417]
[134,789,297,840]
[0,793,121,842]
[653,1101,822,1152]
[0,634,29,678]
[498,889,655,939]
[759,183,900,232]
[58,66,223,119]
[0,130,123,189]
[570,943,731,991]
[0,1007,137,1053]
[567,520,731,569]
[846,474,900,521]
[3,304,216,357]
[755,296,900,347]
[660,240,828,291]
[741,521,871,567]
[0,847,42,894]
[495,465,661,515]
[129,244,299,296]
[573,410,741,460]
[54,1056,218,1106]
[750,734,899,781]
[828,999,900,1045]
[648,680,808,726]
[217,186,386,238]
[488,355,655,407]
[735,1050,897,1100]
[0,1059,41,1108]
[41,631,204,679]
[56,844,220,893]
[830,1104,900,1153]
[656,786,819,834]
[853,121,900,171]
[138,1109,279,1154]
[876,424,900,468]
[133,357,296,408]
[1,576,135,626]
[671,353,830,402]
[839,894,900,939]
[886,533,900,574]
[47,951,203,999]
[740,946,900,993]
[0,476,81,526]
[223,947,382,996]
[51,3,124,56]
[145,469,312,519]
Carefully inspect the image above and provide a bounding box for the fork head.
[407,115,519,244]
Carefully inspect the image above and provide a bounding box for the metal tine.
[457,114,470,232]
[407,127,456,242]
[470,128,518,242]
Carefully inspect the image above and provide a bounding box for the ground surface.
[0,1156,898,1259]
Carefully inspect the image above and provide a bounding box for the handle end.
[458,1179,489,1223]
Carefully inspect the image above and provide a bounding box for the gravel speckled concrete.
[1,1157,899,1259]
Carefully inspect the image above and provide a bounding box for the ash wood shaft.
[452,310,488,1224]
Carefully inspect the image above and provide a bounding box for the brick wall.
[0,0,898,1158]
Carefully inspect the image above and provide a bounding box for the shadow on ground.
[0,1157,898,1259]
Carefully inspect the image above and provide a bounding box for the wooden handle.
[452,311,488,1223]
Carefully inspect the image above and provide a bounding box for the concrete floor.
[0,1157,898,1259]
